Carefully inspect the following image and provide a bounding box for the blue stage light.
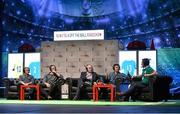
[11,2,15,6]
[16,10,21,15]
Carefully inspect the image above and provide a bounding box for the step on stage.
[0,100,180,113]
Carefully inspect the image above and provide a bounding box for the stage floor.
[0,99,180,113]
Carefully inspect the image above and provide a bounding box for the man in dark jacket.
[73,64,99,100]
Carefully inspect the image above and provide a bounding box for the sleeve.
[78,72,84,87]
[80,72,86,82]
[18,75,24,84]
[59,74,64,79]
[108,72,113,83]
[43,75,48,83]
[95,73,100,82]
[121,73,127,77]
[31,76,35,84]
[148,67,154,74]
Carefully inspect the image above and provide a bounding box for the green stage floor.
[0,99,180,106]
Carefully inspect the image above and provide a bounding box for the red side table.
[93,84,116,102]
[20,85,40,100]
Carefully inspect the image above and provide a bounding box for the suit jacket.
[79,72,99,86]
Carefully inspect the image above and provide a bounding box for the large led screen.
[138,50,157,75]
[8,53,23,78]
[25,53,41,79]
[119,51,137,76]
[158,48,180,94]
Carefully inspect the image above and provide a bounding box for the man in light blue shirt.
[108,64,127,94]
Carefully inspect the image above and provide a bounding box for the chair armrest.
[66,78,80,97]
[2,77,10,89]
[66,78,80,90]
[13,78,20,86]
[147,76,157,92]
[34,79,41,85]
[164,76,173,84]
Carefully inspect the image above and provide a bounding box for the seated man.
[108,64,127,94]
[41,65,64,100]
[18,67,35,99]
[73,64,99,100]
[119,58,157,101]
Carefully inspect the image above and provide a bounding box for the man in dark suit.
[73,64,99,100]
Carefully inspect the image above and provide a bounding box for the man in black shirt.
[42,65,64,99]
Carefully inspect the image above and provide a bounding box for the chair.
[66,78,79,100]
[3,77,25,99]
[67,75,107,100]
[32,78,64,100]
[3,77,64,100]
[131,75,173,101]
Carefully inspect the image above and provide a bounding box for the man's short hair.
[142,58,150,67]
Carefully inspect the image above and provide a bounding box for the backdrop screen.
[8,53,23,78]
[119,51,137,76]
[138,51,157,75]
[25,53,41,79]
[158,48,180,93]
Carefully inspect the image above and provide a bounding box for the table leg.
[20,85,22,100]
[93,86,95,101]
[22,86,25,100]
[37,86,40,100]
[95,87,98,101]
[114,87,116,101]
[111,86,113,102]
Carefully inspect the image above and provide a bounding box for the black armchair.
[3,77,23,99]
[66,75,107,100]
[131,75,173,101]
[3,77,64,100]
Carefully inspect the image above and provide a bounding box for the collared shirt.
[109,72,126,85]
[19,74,34,84]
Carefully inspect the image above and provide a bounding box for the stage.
[0,99,180,113]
